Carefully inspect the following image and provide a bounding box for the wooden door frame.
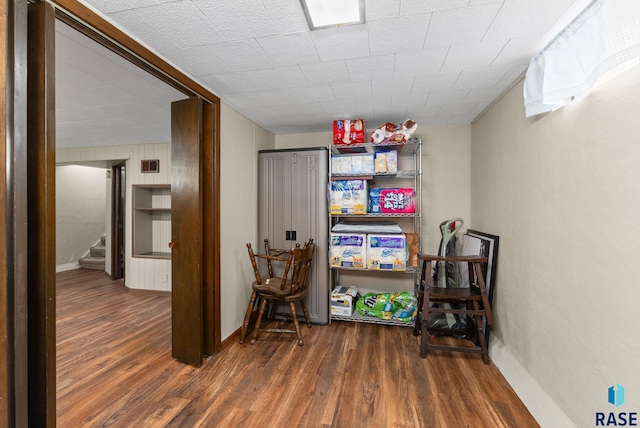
[12,0,222,423]
[110,163,125,280]
[2,1,30,425]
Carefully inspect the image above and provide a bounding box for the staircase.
[78,236,106,271]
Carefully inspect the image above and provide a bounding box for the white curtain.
[524,0,640,117]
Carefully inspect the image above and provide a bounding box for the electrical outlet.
[162,274,168,282]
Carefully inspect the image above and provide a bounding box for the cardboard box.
[330,286,359,316]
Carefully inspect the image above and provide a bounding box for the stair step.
[90,245,106,257]
[79,256,105,271]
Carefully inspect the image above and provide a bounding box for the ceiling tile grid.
[54,0,593,147]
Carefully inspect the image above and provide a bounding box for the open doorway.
[22,2,221,423]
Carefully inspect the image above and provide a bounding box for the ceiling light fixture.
[300,0,365,31]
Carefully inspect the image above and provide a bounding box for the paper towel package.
[333,119,365,145]
[330,234,367,268]
[367,234,408,271]
[330,180,368,215]
[368,187,415,213]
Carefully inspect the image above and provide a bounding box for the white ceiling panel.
[53,0,595,144]
[367,14,431,56]
[425,2,503,47]
[257,33,320,66]
[193,0,279,41]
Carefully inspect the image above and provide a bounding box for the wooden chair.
[239,239,293,344]
[413,254,493,363]
[243,239,315,346]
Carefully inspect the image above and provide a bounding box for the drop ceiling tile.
[373,108,407,124]
[106,10,181,53]
[368,14,431,56]
[213,70,266,93]
[425,2,503,47]
[391,93,428,109]
[208,39,273,71]
[292,85,336,103]
[330,80,372,98]
[257,33,320,67]
[257,66,310,89]
[406,105,442,119]
[354,96,392,112]
[193,0,278,41]
[260,0,309,34]
[394,47,449,76]
[371,77,414,96]
[134,1,225,48]
[454,66,512,89]
[285,102,327,116]
[426,88,471,106]
[366,0,401,21]
[299,60,350,84]
[441,40,508,71]
[483,0,577,42]
[400,0,469,15]
[196,74,236,95]
[310,25,370,62]
[412,72,460,92]
[320,98,359,117]
[346,54,396,81]
[464,86,508,103]
[157,45,231,77]
[81,0,159,14]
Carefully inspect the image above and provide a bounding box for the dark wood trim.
[50,0,220,105]
[2,0,30,425]
[110,164,125,280]
[212,101,222,353]
[202,102,215,356]
[27,2,57,426]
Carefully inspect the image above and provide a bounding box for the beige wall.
[472,67,640,426]
[220,102,275,340]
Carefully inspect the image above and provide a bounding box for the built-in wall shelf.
[132,184,171,259]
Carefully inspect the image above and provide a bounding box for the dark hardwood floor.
[56,269,538,427]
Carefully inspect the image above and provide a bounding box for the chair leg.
[299,300,312,328]
[473,301,490,364]
[289,302,303,346]
[413,290,423,337]
[240,291,257,344]
[250,297,268,345]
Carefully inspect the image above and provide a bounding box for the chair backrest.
[246,241,295,288]
[289,239,315,295]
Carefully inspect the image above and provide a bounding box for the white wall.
[57,142,172,291]
[220,102,275,340]
[56,165,107,271]
[471,67,640,426]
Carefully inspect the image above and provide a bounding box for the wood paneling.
[171,98,203,366]
[57,269,540,427]
[27,2,56,426]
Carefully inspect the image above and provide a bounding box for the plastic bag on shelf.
[355,291,418,322]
